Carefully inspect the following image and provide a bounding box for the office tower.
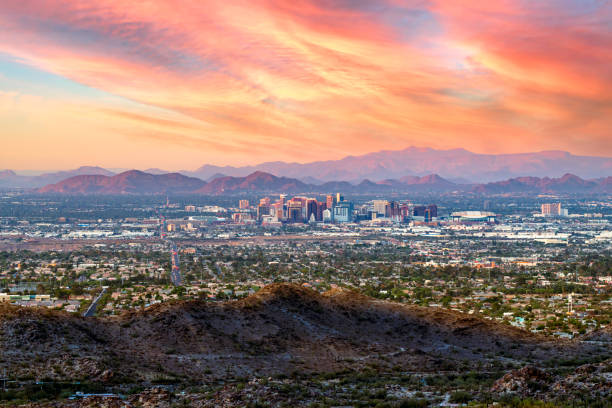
[239,200,249,209]
[271,202,284,220]
[332,201,353,223]
[287,201,303,222]
[372,200,389,217]
[257,203,270,220]
[316,201,326,221]
[400,204,411,220]
[427,204,437,218]
[387,201,401,220]
[305,199,317,222]
[414,204,437,218]
[541,203,562,216]
[326,195,335,210]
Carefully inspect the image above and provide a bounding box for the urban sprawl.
[1,192,611,340]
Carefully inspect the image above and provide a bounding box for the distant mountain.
[399,174,457,191]
[39,166,115,181]
[316,180,355,193]
[142,168,171,175]
[35,170,458,195]
[0,166,115,189]
[298,176,325,185]
[0,170,23,187]
[37,170,206,194]
[196,171,308,194]
[347,174,458,193]
[595,177,612,193]
[185,147,612,182]
[205,173,226,182]
[35,170,612,195]
[197,172,457,194]
[7,147,612,190]
[0,170,17,177]
[473,173,607,194]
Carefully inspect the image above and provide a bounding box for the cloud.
[0,0,610,169]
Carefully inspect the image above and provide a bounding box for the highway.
[82,286,107,317]
[156,206,182,287]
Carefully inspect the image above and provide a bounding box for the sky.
[0,0,610,171]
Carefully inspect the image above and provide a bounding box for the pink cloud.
[0,0,610,169]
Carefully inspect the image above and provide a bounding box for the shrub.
[449,390,472,404]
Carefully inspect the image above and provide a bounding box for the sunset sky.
[0,0,610,170]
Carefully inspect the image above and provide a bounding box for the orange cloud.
[0,0,610,170]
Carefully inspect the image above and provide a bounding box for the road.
[170,243,182,286]
[82,287,107,317]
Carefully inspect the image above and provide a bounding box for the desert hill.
[2,284,611,406]
[1,284,603,384]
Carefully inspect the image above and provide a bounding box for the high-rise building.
[271,202,284,220]
[326,195,335,210]
[333,201,353,223]
[372,200,389,216]
[316,201,326,221]
[287,201,303,222]
[541,203,563,216]
[387,201,401,221]
[305,199,317,222]
[424,208,433,223]
[414,204,437,218]
[336,193,344,203]
[257,203,270,220]
[239,200,249,209]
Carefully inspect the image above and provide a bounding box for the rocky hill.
[0,166,114,189]
[472,173,608,194]
[2,284,610,406]
[194,171,309,194]
[37,170,206,194]
[0,284,603,381]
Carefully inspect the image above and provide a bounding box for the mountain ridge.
[183,147,612,182]
[4,147,612,190]
[35,170,612,195]
[37,170,206,194]
[0,283,593,384]
[0,166,115,189]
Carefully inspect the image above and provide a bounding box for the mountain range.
[474,174,612,194]
[181,147,612,183]
[35,170,612,195]
[0,166,114,189]
[3,147,612,190]
[37,170,207,194]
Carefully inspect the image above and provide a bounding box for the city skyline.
[1,0,610,170]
